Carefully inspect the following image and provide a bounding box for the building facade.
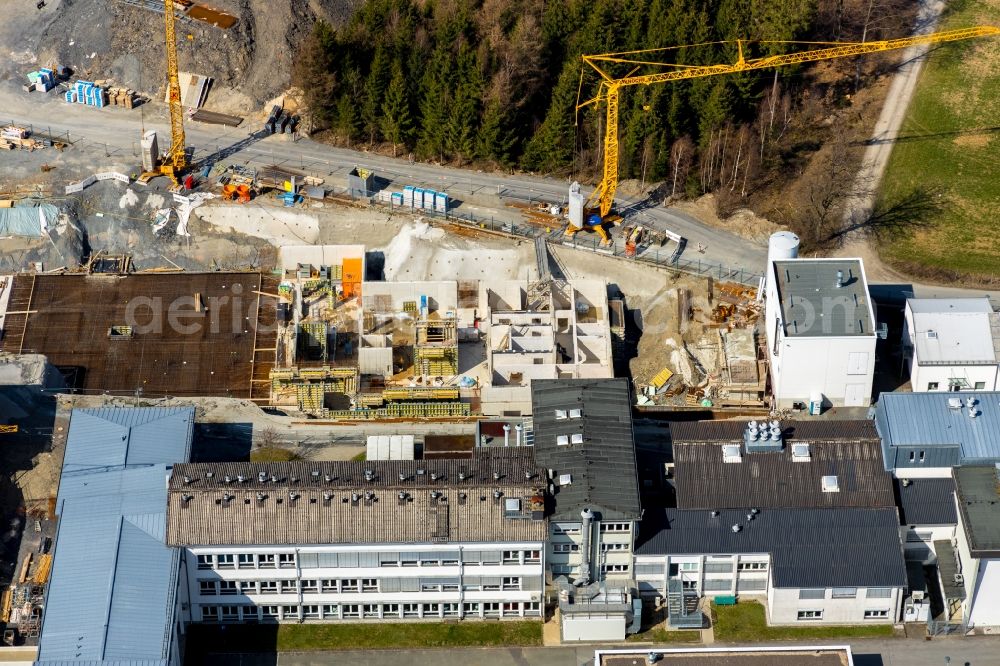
[167,451,548,624]
[953,466,1000,628]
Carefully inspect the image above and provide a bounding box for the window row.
[200,601,543,622]
[798,587,892,600]
[198,576,524,596]
[195,550,541,571]
[797,609,890,621]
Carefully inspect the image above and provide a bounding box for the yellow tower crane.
[160,0,187,185]
[569,26,1000,242]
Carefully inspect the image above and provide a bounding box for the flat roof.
[597,646,852,666]
[895,477,957,526]
[0,273,277,399]
[38,407,193,664]
[636,507,906,589]
[772,259,874,337]
[167,449,548,546]
[907,298,998,365]
[875,391,1000,462]
[953,466,1000,558]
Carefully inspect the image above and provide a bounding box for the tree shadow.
[195,130,271,171]
[826,186,946,244]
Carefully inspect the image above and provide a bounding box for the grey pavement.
[195,636,1000,666]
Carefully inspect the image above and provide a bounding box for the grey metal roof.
[636,507,907,588]
[953,466,1000,558]
[672,423,894,510]
[894,477,957,526]
[530,378,641,521]
[38,408,193,664]
[875,391,1000,462]
[772,259,874,337]
[670,419,879,442]
[907,298,998,365]
[908,298,994,314]
[166,450,548,546]
[61,407,194,474]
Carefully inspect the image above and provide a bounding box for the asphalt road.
[1,81,767,275]
[196,637,1000,666]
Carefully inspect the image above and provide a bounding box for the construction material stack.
[0,126,40,151]
[64,80,106,108]
[106,86,136,109]
[25,68,56,93]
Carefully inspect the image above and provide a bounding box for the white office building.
[762,233,876,409]
[167,450,548,623]
[903,298,1000,393]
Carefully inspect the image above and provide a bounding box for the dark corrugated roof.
[636,507,906,588]
[895,477,957,526]
[669,419,878,442]
[953,466,1000,558]
[671,421,894,510]
[531,378,641,521]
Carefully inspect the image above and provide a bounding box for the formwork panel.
[1,273,274,398]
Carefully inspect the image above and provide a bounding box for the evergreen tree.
[417,51,449,161]
[476,99,515,165]
[445,47,481,163]
[381,63,413,156]
[361,44,392,144]
[521,64,578,173]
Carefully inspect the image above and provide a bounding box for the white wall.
[768,586,901,625]
[770,334,876,407]
[910,362,998,393]
[970,559,1000,627]
[562,615,626,642]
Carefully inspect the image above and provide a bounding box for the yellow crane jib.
[568,26,1000,242]
[161,0,187,184]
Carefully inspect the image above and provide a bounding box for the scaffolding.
[326,402,470,420]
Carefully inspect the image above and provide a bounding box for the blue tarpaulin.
[0,203,57,237]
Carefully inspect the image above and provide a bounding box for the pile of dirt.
[27,0,361,112]
[673,194,784,244]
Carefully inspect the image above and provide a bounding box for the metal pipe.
[578,507,595,586]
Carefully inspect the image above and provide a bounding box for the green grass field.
[711,602,895,642]
[186,620,543,653]
[877,0,1000,280]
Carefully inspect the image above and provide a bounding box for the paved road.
[2,83,766,274]
[196,637,1000,666]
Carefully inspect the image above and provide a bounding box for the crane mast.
[161,0,187,183]
[572,25,1000,239]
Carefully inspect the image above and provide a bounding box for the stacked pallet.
[106,87,136,109]
[64,80,106,107]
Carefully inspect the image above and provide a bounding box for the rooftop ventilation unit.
[493,471,501,481]
[559,473,573,486]
[365,491,375,501]
[969,407,979,419]
[288,492,299,501]
[364,469,374,482]
[731,524,741,533]
[571,433,584,444]
[505,498,522,513]
[205,471,214,479]
[323,491,333,501]
[948,397,963,409]
[430,473,439,481]
[398,472,407,482]
[836,270,844,289]
[493,490,503,499]
[224,475,232,484]
[257,472,267,483]
[556,435,569,446]
[458,472,467,481]
[746,420,783,452]
[324,474,333,483]
[183,475,192,484]
[398,491,407,501]
[256,492,266,502]
[723,444,743,463]
[430,491,440,499]
[555,409,568,420]
[569,408,583,419]
[271,475,279,484]
[237,475,246,484]
[821,475,840,493]
[311,470,320,478]
[792,443,811,461]
[181,494,193,503]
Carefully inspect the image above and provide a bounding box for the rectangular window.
[704,562,733,574]
[198,580,216,596]
[403,603,420,618]
[278,553,295,568]
[502,602,520,617]
[601,543,629,551]
[679,562,699,571]
[279,580,298,594]
[363,604,380,618]
[197,555,213,570]
[201,606,219,621]
[443,603,460,617]
[463,602,481,615]
[927,382,939,390]
[362,578,378,592]
[342,604,360,618]
[502,576,521,590]
[237,554,254,569]
[864,609,890,619]
[908,450,916,462]
[383,603,400,617]
[799,589,826,600]
[832,587,857,599]
[301,579,318,593]
[737,562,768,572]
[736,579,767,592]
[502,550,520,564]
[524,601,541,616]
[259,581,278,595]
[524,550,541,564]
[974,381,986,390]
[220,606,239,621]
[552,524,581,535]
[422,603,440,616]
[797,610,823,620]
[341,579,359,592]
[282,605,300,620]
[483,602,501,617]
[260,605,279,620]
[866,588,892,598]
[602,564,629,573]
[258,554,275,569]
[600,522,630,532]
[218,581,238,596]
[322,605,338,618]
[303,605,320,619]
[216,554,235,569]
[703,579,731,591]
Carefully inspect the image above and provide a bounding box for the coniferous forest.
[294,0,911,235]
